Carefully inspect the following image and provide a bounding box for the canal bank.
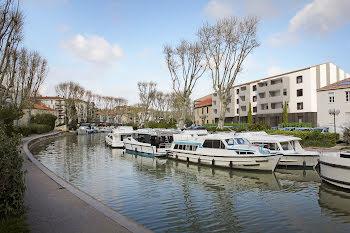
[22,131,151,233]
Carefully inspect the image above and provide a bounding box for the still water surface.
[32,134,350,232]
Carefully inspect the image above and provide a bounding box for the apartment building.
[194,94,213,126]
[212,62,350,126]
[317,77,350,135]
[38,96,65,124]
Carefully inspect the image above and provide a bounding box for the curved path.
[22,131,152,233]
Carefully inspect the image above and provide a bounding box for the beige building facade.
[194,94,214,126]
[317,78,350,135]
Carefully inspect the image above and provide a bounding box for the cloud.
[137,47,153,59]
[267,65,282,76]
[204,0,235,19]
[270,0,350,46]
[60,34,124,65]
[204,0,292,20]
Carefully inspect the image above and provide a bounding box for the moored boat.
[123,128,179,157]
[167,133,281,172]
[236,131,319,168]
[318,151,350,189]
[77,123,93,135]
[105,126,134,148]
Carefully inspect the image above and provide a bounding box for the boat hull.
[167,150,281,172]
[319,153,350,189]
[278,154,319,168]
[124,142,167,157]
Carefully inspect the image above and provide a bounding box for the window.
[225,138,235,145]
[236,108,239,114]
[192,146,198,151]
[297,76,303,83]
[329,92,335,103]
[213,93,217,96]
[212,140,221,148]
[236,89,239,94]
[186,145,191,150]
[179,145,184,150]
[240,96,245,101]
[236,99,239,104]
[347,91,350,102]
[213,101,216,105]
[226,108,230,112]
[220,141,226,149]
[253,107,257,113]
[253,85,257,91]
[283,89,287,96]
[281,142,293,150]
[297,102,303,110]
[202,108,204,114]
[214,109,218,114]
[241,106,246,111]
[202,140,213,148]
[207,107,209,114]
[271,79,282,85]
[297,89,303,97]
[253,96,257,102]
[241,86,246,91]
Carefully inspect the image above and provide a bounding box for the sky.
[21,0,350,104]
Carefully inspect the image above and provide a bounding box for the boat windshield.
[234,138,249,145]
[280,141,293,150]
[225,138,235,145]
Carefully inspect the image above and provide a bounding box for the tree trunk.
[218,94,227,129]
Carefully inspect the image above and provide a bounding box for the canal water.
[31,134,350,232]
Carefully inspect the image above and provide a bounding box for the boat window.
[266,143,278,150]
[174,144,179,149]
[203,140,213,148]
[212,140,221,148]
[220,141,226,149]
[192,146,197,151]
[225,138,235,145]
[235,138,249,145]
[185,145,191,150]
[179,145,184,150]
[281,142,293,150]
[188,145,193,151]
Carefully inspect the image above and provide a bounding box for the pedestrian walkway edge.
[23,131,152,233]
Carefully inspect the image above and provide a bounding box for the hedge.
[14,124,52,136]
[30,113,57,130]
[279,122,312,128]
[266,129,339,147]
[203,123,250,128]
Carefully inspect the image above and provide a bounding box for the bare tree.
[198,16,259,129]
[0,0,23,99]
[164,40,206,128]
[137,81,156,126]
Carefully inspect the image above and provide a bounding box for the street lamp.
[329,109,340,134]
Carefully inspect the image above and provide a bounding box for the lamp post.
[328,109,340,134]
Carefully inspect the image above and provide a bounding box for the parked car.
[282,127,296,131]
[295,127,313,132]
[312,127,329,134]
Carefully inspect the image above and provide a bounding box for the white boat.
[236,131,319,168]
[318,151,350,189]
[99,126,113,133]
[123,128,180,157]
[105,126,134,148]
[167,133,281,172]
[77,123,93,135]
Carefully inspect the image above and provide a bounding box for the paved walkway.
[22,133,147,233]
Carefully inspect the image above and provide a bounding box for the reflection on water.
[32,134,350,233]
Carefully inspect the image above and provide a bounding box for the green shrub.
[30,113,57,130]
[279,122,312,128]
[0,216,29,233]
[248,123,270,131]
[344,127,350,145]
[144,119,177,129]
[28,124,51,134]
[0,128,26,219]
[266,129,338,147]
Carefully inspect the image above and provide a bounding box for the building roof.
[37,96,64,100]
[194,94,212,103]
[318,77,350,91]
[231,62,332,88]
[195,95,212,107]
[34,103,57,111]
